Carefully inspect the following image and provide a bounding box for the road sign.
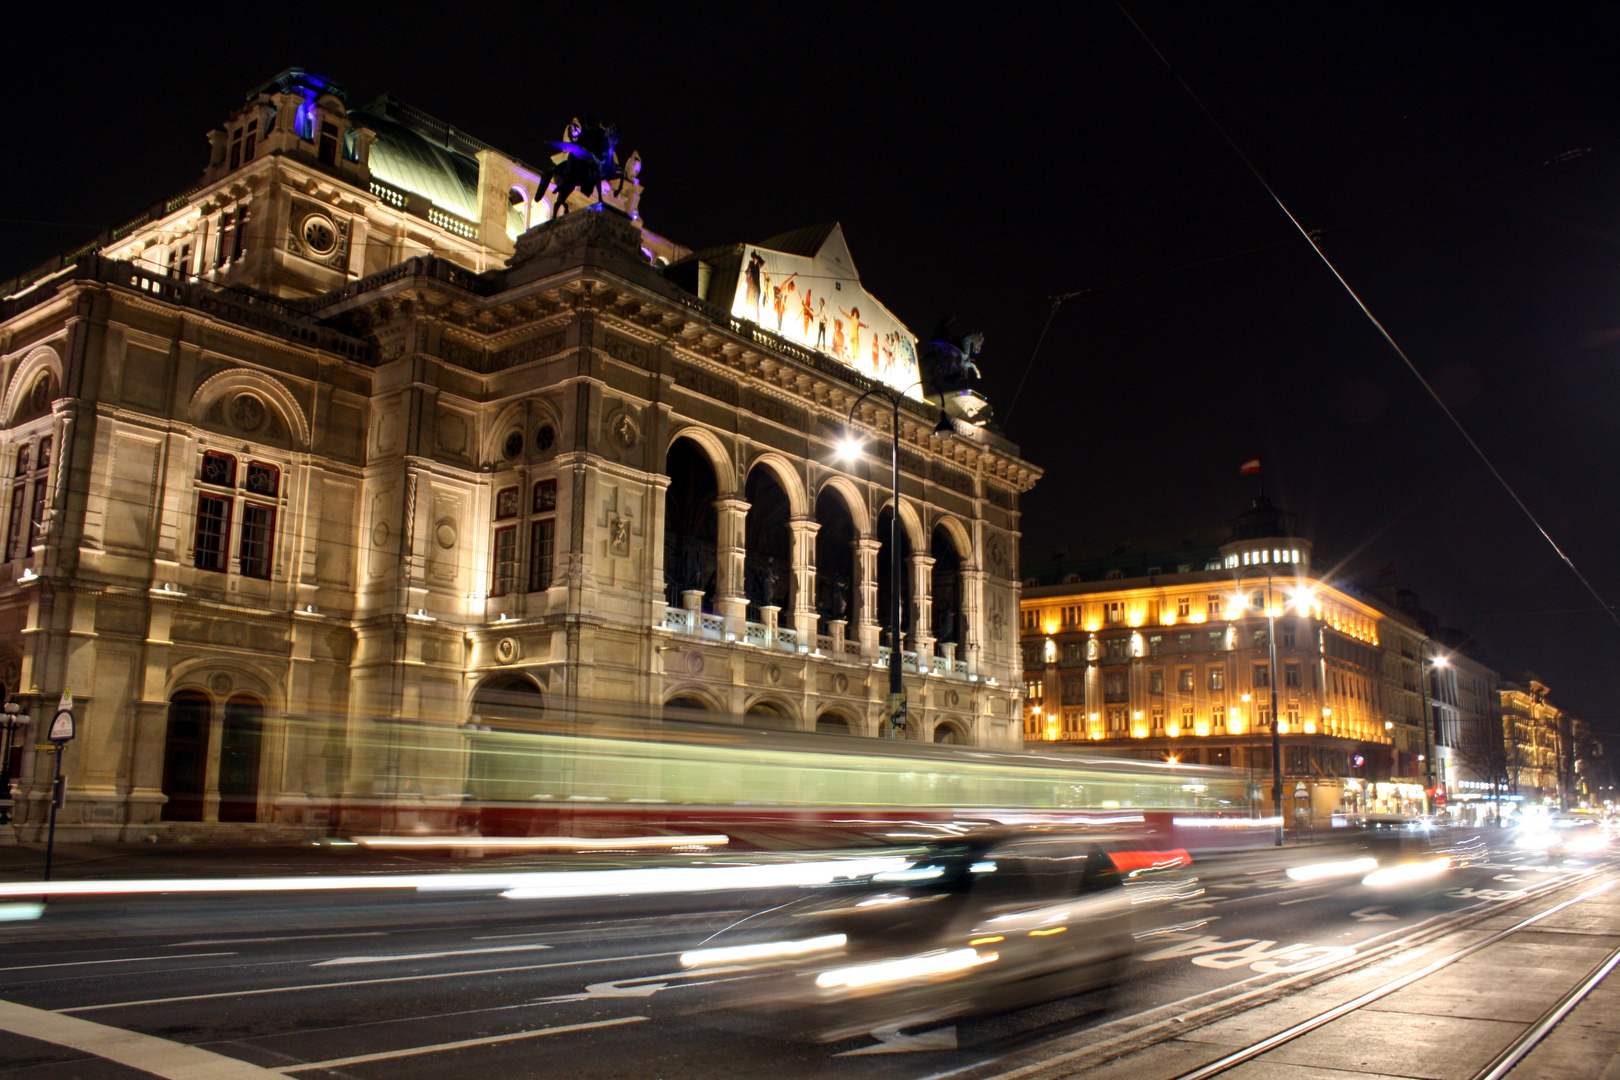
[1294,781,1308,798]
[56,687,71,713]
[48,711,73,742]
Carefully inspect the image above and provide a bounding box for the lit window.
[496,487,520,520]
[194,494,232,572]
[528,519,555,591]
[1253,663,1271,688]
[533,479,557,513]
[238,503,275,579]
[1209,667,1225,691]
[1178,669,1194,693]
[1177,596,1190,616]
[492,526,517,596]
[1149,669,1164,694]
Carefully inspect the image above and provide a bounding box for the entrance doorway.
[218,696,264,823]
[160,692,210,822]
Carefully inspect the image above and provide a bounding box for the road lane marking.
[0,952,235,973]
[312,944,553,967]
[275,1015,648,1072]
[1277,895,1317,906]
[0,996,285,1078]
[64,951,679,1012]
[169,933,387,947]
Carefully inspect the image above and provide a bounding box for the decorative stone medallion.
[230,393,265,433]
[495,637,520,664]
[209,673,233,694]
[767,664,782,685]
[834,673,849,694]
[606,409,640,451]
[371,520,391,547]
[608,514,630,556]
[434,519,458,550]
[684,651,705,676]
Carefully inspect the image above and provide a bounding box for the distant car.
[1518,816,1610,857]
[682,831,1191,1041]
[1286,817,1485,904]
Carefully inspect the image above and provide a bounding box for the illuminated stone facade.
[0,70,1037,839]
[1020,499,1431,821]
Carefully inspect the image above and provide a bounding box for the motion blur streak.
[680,933,847,968]
[815,947,998,989]
[352,834,730,851]
[0,855,914,901]
[1362,857,1451,887]
[1286,857,1379,881]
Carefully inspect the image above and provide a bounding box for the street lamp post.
[0,702,30,827]
[1232,569,1289,847]
[839,385,952,738]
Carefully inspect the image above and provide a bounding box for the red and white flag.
[1239,457,1261,475]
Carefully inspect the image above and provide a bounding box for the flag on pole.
[1239,457,1261,475]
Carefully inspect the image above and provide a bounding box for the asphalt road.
[0,841,1608,1080]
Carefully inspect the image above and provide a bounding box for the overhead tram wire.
[1114,1,1620,636]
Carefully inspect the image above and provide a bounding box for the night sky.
[6,5,1620,740]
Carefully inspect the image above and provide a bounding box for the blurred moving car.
[682,830,1194,1041]
[1516,815,1611,857]
[1285,816,1486,905]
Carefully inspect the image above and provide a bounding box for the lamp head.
[835,437,863,462]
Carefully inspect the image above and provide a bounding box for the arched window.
[471,675,545,731]
[815,713,852,736]
[744,467,791,612]
[663,438,720,609]
[934,721,966,745]
[744,700,795,731]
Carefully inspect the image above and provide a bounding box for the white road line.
[0,996,285,1078]
[0,952,235,973]
[169,933,387,947]
[275,1015,649,1072]
[65,950,679,1012]
[1277,895,1317,906]
[473,925,660,940]
[313,944,553,967]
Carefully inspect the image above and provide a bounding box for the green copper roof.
[350,106,480,222]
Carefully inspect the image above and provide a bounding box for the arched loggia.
[875,506,914,651]
[744,466,792,612]
[815,487,857,624]
[931,524,965,647]
[663,438,720,610]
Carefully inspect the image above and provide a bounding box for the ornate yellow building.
[1020,499,1429,820]
[0,70,1037,839]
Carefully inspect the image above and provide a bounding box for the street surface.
[0,842,1611,1079]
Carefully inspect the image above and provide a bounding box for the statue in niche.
[540,116,625,218]
[921,317,985,391]
[819,572,849,622]
[755,557,781,609]
[936,605,956,645]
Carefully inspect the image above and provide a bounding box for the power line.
[1115,1,1620,637]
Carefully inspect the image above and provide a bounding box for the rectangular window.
[1253,629,1269,649]
[1104,671,1126,700]
[319,122,339,166]
[1061,674,1083,705]
[229,128,242,170]
[6,483,25,561]
[1062,641,1080,663]
[201,452,236,487]
[27,468,47,554]
[238,503,275,579]
[1285,663,1301,689]
[1207,595,1221,615]
[1209,630,1223,649]
[174,243,192,277]
[1106,601,1123,624]
[194,494,231,571]
[1209,667,1225,691]
[1282,626,1297,648]
[1179,633,1192,651]
[244,119,256,161]
[528,518,555,591]
[1105,637,1125,659]
[1149,669,1164,694]
[215,212,233,268]
[1178,668,1194,693]
[1253,663,1271,688]
[245,461,279,498]
[1108,707,1126,732]
[1182,705,1195,730]
[533,479,557,513]
[1177,596,1190,616]
[496,486,519,519]
[1149,634,1162,657]
[491,526,517,596]
[233,206,248,261]
[1212,703,1227,729]
[1151,706,1165,733]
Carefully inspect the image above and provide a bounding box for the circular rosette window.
[302,215,338,256]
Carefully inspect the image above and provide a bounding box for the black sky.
[6,4,1620,738]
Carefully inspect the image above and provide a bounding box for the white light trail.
[815,947,997,989]
[1285,857,1379,881]
[680,933,846,968]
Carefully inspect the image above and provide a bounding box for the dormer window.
[319,121,339,166]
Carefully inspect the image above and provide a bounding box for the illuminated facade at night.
[1019,499,1432,820]
[0,70,1037,839]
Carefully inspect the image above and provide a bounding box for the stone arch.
[933,717,971,745]
[665,426,737,497]
[744,452,808,518]
[484,398,562,466]
[188,368,311,448]
[664,436,722,608]
[814,483,859,624]
[743,694,800,730]
[814,708,857,736]
[930,514,973,561]
[662,687,725,717]
[160,690,212,822]
[165,658,283,716]
[744,463,793,611]
[469,672,546,729]
[3,345,63,427]
[814,475,871,537]
[931,521,968,647]
[876,495,926,549]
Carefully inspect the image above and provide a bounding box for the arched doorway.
[663,438,720,609]
[815,488,857,626]
[218,695,264,823]
[663,694,715,723]
[161,692,211,822]
[815,712,852,736]
[744,466,792,613]
[934,720,967,745]
[875,506,914,650]
[471,674,545,730]
[931,525,964,647]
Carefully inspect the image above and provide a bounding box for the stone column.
[828,619,848,657]
[910,554,936,669]
[854,538,882,657]
[760,605,781,649]
[960,569,989,679]
[789,516,820,645]
[201,697,224,824]
[713,496,750,638]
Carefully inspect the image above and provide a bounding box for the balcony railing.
[655,609,972,678]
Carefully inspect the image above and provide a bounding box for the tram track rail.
[974,858,1619,1080]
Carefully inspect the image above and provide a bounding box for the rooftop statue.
[922,317,985,391]
[541,116,624,218]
